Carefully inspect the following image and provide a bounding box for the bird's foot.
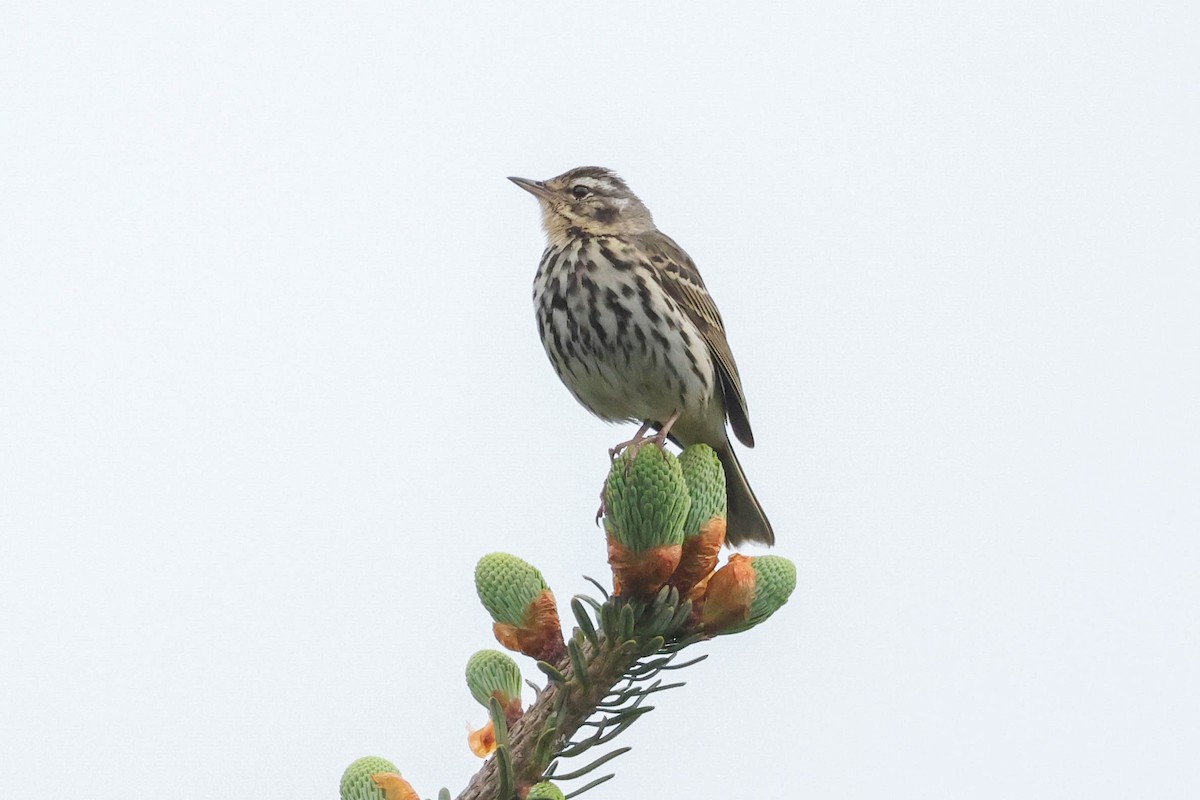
[595,486,607,527]
[608,410,681,463]
[607,421,656,462]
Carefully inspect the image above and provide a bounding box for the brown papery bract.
[371,772,420,800]
[671,517,727,596]
[491,589,566,663]
[699,553,757,634]
[607,535,682,600]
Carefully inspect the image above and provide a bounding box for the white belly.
[533,238,717,425]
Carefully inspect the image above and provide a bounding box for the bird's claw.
[608,420,657,463]
[595,485,608,526]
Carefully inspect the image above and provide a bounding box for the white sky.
[2,3,1198,798]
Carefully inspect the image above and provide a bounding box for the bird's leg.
[609,410,683,463]
[650,409,683,448]
[607,420,655,462]
[611,409,682,459]
[616,409,684,475]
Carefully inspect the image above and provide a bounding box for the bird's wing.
[640,231,755,447]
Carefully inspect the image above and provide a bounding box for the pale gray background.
[2,2,1197,798]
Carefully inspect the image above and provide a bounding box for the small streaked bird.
[509,167,774,546]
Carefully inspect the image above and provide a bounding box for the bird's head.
[509,166,655,243]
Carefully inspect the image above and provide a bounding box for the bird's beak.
[508,176,554,200]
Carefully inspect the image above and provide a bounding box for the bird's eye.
[571,185,591,199]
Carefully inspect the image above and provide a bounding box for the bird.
[509,166,774,547]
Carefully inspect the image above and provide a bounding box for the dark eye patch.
[571,185,591,199]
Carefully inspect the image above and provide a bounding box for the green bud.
[340,756,398,800]
[474,553,549,626]
[678,444,727,537]
[604,446,691,551]
[465,649,523,708]
[527,782,566,800]
[746,555,797,630]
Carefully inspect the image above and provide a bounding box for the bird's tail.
[712,438,775,547]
